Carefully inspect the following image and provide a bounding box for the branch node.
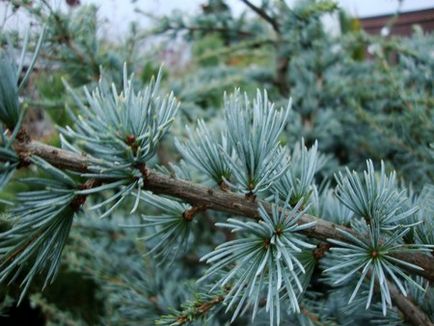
[218,181,229,192]
[70,179,102,211]
[17,153,31,169]
[16,128,31,144]
[245,192,256,202]
[183,204,208,221]
[135,162,149,181]
[313,242,331,260]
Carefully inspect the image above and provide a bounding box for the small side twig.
[70,179,103,211]
[389,282,434,326]
[183,204,209,221]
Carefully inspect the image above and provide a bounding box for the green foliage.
[0,0,433,325]
[0,157,78,302]
[60,66,178,216]
[0,128,19,190]
[192,34,225,66]
[223,90,291,195]
[0,27,44,128]
[0,26,45,192]
[0,54,19,129]
[335,160,418,230]
[199,196,316,324]
[176,119,232,186]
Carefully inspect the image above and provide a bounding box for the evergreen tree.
[0,1,433,325]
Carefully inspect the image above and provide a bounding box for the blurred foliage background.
[0,0,433,324]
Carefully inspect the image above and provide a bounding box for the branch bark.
[389,282,434,326]
[13,140,434,282]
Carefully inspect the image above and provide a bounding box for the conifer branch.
[239,0,290,96]
[240,0,280,33]
[12,139,434,282]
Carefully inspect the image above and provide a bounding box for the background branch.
[240,0,280,33]
[239,0,290,95]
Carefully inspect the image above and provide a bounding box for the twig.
[389,282,434,326]
[182,204,209,221]
[174,294,224,325]
[369,268,434,326]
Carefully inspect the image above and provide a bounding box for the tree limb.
[13,140,434,282]
[12,139,434,325]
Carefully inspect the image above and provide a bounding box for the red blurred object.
[361,8,434,36]
[66,0,81,7]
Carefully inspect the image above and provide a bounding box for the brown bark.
[389,283,434,326]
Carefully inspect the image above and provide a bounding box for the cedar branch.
[12,139,434,325]
[13,140,434,282]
